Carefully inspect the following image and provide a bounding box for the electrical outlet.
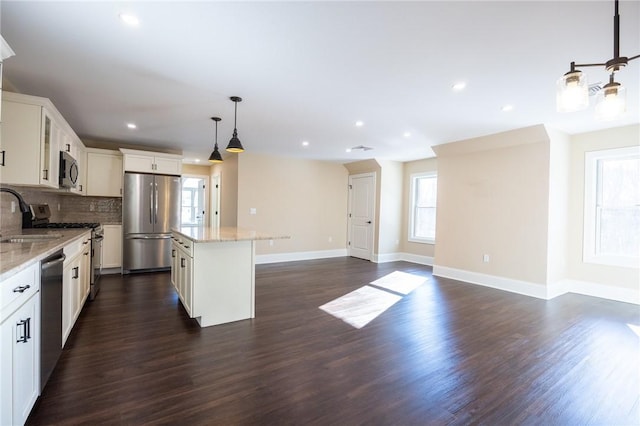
[269,239,274,247]
[250,208,257,215]
[483,254,490,263]
[328,236,333,243]
[11,201,16,213]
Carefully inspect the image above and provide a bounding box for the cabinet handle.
[13,284,31,293]
[1,150,5,166]
[171,249,176,258]
[16,318,31,343]
[43,169,49,180]
[66,143,71,152]
[181,258,185,268]
[79,184,83,192]
[73,266,79,279]
[84,251,89,256]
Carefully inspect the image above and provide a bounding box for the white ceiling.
[1,1,639,164]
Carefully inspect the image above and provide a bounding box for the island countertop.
[172,226,290,243]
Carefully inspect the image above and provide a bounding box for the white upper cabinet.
[85,148,123,197]
[0,92,84,189]
[120,148,182,175]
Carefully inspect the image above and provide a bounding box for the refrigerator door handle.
[155,182,159,225]
[126,235,172,240]
[149,182,154,225]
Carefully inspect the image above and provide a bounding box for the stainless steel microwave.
[59,151,78,188]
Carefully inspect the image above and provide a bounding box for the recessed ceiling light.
[355,121,364,127]
[501,104,514,112]
[452,82,466,91]
[345,148,352,153]
[126,123,137,129]
[403,132,411,138]
[302,141,309,147]
[119,13,140,27]
[194,159,201,163]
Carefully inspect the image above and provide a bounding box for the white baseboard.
[433,265,640,305]
[399,253,434,266]
[557,279,640,305]
[374,252,434,266]
[433,265,548,299]
[256,249,348,265]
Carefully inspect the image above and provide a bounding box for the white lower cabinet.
[0,263,40,426]
[102,225,122,269]
[172,236,193,316]
[62,232,91,346]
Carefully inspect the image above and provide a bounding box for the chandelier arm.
[628,54,640,62]
[572,62,608,68]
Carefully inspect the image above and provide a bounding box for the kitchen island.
[170,227,288,327]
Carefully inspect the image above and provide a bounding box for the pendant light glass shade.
[226,96,244,153]
[556,1,638,118]
[595,80,626,121]
[208,117,223,163]
[556,70,589,112]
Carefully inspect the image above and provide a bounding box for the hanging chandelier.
[208,117,223,163]
[556,0,639,121]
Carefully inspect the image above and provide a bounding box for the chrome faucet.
[0,187,33,228]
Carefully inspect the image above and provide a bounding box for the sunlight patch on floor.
[370,270,426,295]
[319,271,427,329]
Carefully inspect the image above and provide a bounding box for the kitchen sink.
[0,234,62,243]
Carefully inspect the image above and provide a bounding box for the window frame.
[583,145,640,269]
[408,171,437,244]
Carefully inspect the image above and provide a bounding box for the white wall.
[432,125,551,285]
[377,160,404,258]
[566,124,640,293]
[237,153,348,257]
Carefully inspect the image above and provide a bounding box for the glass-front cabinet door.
[39,110,59,188]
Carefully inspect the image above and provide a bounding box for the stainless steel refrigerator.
[122,172,181,273]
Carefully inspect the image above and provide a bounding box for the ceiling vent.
[350,145,373,151]
[589,82,603,96]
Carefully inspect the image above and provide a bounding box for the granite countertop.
[172,226,290,243]
[0,229,91,281]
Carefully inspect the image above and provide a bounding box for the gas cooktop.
[34,222,101,229]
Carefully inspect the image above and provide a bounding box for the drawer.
[172,234,194,257]
[1,263,39,321]
[64,232,91,259]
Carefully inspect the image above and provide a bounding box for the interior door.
[348,173,376,260]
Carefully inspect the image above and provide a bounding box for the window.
[409,172,437,243]
[584,146,640,268]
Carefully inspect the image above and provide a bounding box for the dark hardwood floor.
[27,258,640,425]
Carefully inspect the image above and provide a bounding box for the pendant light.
[226,96,244,153]
[208,117,223,163]
[556,0,638,119]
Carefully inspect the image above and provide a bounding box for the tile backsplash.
[0,185,121,235]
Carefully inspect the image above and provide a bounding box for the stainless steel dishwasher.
[40,249,65,392]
